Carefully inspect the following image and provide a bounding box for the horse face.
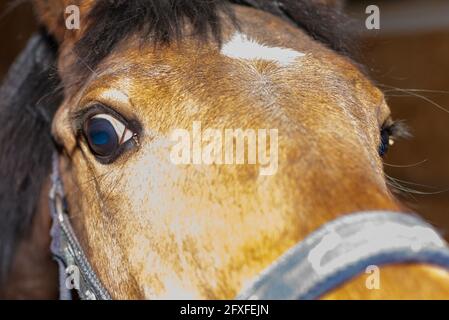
[50,5,400,298]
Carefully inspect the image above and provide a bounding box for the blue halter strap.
[236,211,449,300]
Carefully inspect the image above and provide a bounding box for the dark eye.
[378,126,392,157]
[379,120,409,157]
[84,114,134,159]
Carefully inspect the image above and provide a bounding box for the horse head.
[2,0,449,299]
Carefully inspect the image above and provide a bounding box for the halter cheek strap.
[236,211,449,300]
[49,154,111,300]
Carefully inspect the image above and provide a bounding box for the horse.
[1,0,449,299]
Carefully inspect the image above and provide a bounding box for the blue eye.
[85,117,119,157]
[91,130,111,145]
[83,110,137,162]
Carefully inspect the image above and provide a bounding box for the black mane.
[74,0,354,79]
[0,31,62,286]
[0,0,354,286]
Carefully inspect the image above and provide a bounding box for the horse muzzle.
[49,153,449,300]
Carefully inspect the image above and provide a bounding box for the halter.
[49,153,449,300]
[49,154,111,300]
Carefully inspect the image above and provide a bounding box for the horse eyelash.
[383,120,411,140]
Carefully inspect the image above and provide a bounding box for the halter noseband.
[49,153,449,300]
[237,211,449,299]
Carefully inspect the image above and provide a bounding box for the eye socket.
[84,113,135,160]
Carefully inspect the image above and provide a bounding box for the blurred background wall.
[0,0,448,235]
[0,1,36,78]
